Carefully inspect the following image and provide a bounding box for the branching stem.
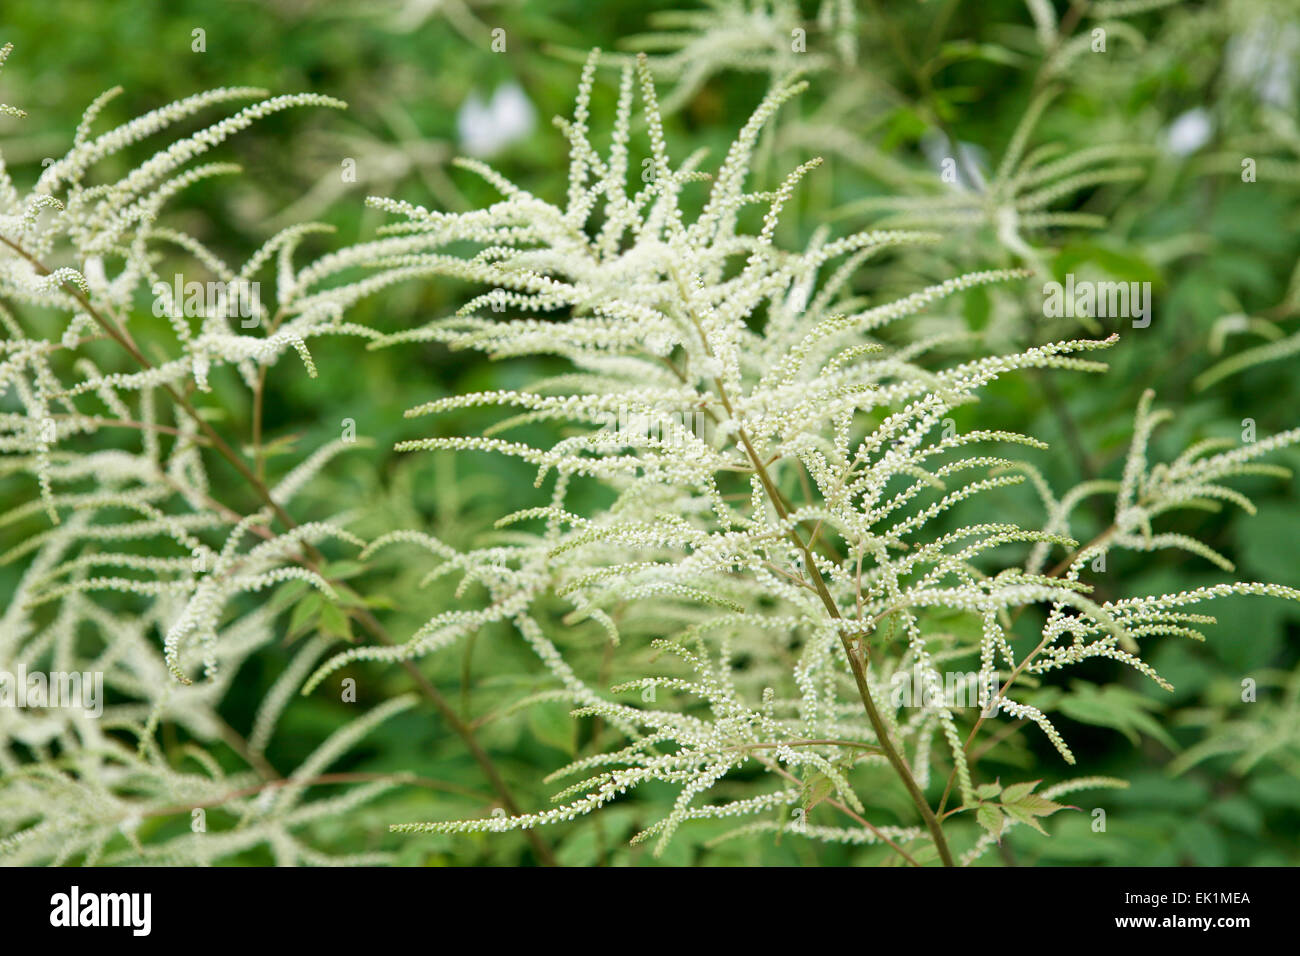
[3,234,557,866]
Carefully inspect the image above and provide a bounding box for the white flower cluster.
[327,52,1300,863]
[0,47,422,864]
[2,24,1295,866]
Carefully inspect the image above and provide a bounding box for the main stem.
[735,424,955,867]
[671,263,953,865]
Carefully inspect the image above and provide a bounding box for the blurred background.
[1,0,1297,865]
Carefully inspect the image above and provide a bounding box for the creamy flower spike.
[315,51,1300,863]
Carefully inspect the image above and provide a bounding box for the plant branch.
[3,234,557,866]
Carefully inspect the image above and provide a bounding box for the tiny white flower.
[696,355,723,379]
[644,331,673,356]
[83,255,107,289]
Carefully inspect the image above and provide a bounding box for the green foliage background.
[2,0,1297,865]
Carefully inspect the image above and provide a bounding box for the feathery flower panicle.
[2,20,1295,867]
[0,45,428,865]
[323,51,1300,863]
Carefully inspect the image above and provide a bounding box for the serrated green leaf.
[1000,780,1041,804]
[976,804,1004,840]
[1014,793,1068,817]
[975,781,1002,801]
[1003,803,1049,835]
[801,771,836,814]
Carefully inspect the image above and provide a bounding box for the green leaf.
[881,106,928,151]
[1112,773,1208,811]
[322,559,367,580]
[1002,803,1049,835]
[1248,774,1300,809]
[1177,819,1227,867]
[1000,780,1040,804]
[318,600,353,641]
[193,406,227,423]
[1058,682,1178,750]
[1053,241,1160,287]
[287,592,323,640]
[998,779,1068,832]
[1209,796,1263,835]
[331,584,369,609]
[974,781,1002,801]
[800,771,836,814]
[963,283,991,332]
[267,578,310,615]
[976,804,1004,841]
[527,700,577,756]
[1013,794,1068,817]
[937,40,1031,69]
